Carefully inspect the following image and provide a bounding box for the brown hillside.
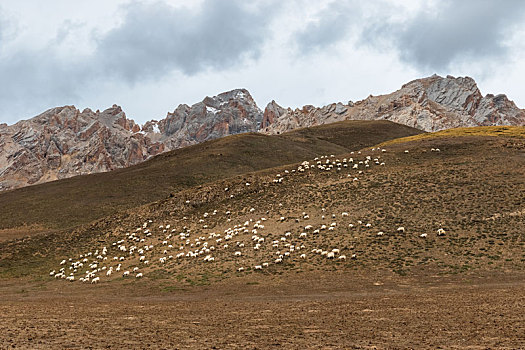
[0,120,423,233]
[1,127,524,349]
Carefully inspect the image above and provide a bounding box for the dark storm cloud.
[362,0,525,70]
[94,0,272,82]
[294,2,356,53]
[291,0,525,70]
[0,1,275,123]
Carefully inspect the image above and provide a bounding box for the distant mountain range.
[1,74,524,191]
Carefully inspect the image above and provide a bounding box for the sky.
[0,0,524,125]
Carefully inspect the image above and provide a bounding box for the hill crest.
[1,75,524,191]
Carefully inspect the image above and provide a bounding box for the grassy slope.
[1,126,525,280]
[378,125,525,146]
[4,132,523,280]
[0,120,423,231]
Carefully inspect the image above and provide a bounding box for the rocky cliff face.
[0,105,164,191]
[1,75,524,191]
[0,89,262,191]
[261,75,525,134]
[159,89,262,149]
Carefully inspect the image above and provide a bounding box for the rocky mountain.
[0,89,262,191]
[1,75,524,191]
[261,74,525,134]
[158,89,262,149]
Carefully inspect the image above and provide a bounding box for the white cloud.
[0,0,523,125]
[361,0,525,70]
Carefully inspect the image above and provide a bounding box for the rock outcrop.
[0,89,262,191]
[261,100,288,129]
[1,75,524,191]
[159,89,262,149]
[261,75,525,134]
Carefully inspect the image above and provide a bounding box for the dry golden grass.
[378,125,525,146]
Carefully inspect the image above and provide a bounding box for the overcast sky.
[0,0,524,125]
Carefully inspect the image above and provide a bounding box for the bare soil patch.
[1,271,524,349]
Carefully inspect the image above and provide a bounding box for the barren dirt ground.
[1,271,524,349]
[2,135,525,349]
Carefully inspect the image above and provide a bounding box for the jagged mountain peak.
[1,77,524,192]
[261,100,287,129]
[262,75,524,134]
[0,88,263,191]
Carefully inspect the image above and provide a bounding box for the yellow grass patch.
[378,126,525,146]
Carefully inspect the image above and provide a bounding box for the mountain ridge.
[0,89,262,191]
[1,74,524,191]
[261,74,525,134]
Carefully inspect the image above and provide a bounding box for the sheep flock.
[49,146,452,284]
